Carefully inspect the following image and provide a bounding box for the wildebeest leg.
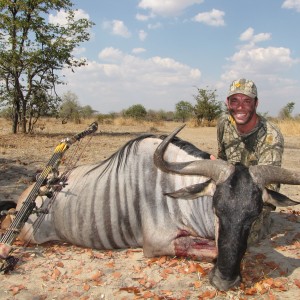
[173,236,217,261]
[143,229,217,261]
[172,229,217,261]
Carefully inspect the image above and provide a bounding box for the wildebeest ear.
[263,188,300,207]
[164,180,216,200]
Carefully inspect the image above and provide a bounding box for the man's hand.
[0,243,12,259]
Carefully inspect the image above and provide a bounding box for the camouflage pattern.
[217,113,284,170]
[217,113,284,245]
[228,78,257,99]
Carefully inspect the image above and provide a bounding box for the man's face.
[227,93,257,125]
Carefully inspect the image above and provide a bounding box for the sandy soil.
[0,119,300,300]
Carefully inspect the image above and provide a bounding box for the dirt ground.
[0,119,300,300]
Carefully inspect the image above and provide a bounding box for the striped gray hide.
[17,133,217,260]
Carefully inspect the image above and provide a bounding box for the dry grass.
[1,116,300,137]
[0,118,180,165]
[274,119,300,136]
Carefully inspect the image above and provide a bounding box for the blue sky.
[54,0,300,116]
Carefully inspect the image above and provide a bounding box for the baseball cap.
[227,78,257,99]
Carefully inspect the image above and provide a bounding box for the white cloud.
[239,27,255,41]
[239,27,271,45]
[138,0,204,17]
[221,33,299,81]
[98,47,123,62]
[132,48,146,54]
[220,46,299,107]
[147,22,162,29]
[219,26,300,115]
[102,20,131,38]
[282,0,300,12]
[136,13,150,21]
[49,9,90,25]
[193,9,225,26]
[229,47,297,72]
[72,47,86,56]
[59,47,201,113]
[135,12,155,21]
[139,30,148,41]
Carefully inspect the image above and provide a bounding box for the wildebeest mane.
[86,133,210,176]
[160,134,210,159]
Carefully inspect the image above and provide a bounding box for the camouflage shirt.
[217,113,284,191]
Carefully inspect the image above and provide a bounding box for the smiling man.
[217,78,284,244]
[217,78,284,170]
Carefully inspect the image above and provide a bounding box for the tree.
[193,87,223,125]
[27,88,58,132]
[175,101,193,122]
[80,105,97,119]
[278,102,295,119]
[59,91,81,124]
[124,104,147,120]
[0,0,94,133]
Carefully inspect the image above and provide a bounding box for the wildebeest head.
[154,125,300,291]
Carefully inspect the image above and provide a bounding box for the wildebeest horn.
[153,125,234,184]
[250,165,300,189]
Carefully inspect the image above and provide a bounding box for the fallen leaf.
[244,287,257,295]
[112,272,122,278]
[161,290,173,296]
[9,285,26,296]
[158,256,167,265]
[294,279,300,288]
[198,290,216,299]
[91,252,105,259]
[195,263,206,275]
[105,261,115,268]
[167,258,178,267]
[138,278,147,286]
[263,278,274,286]
[72,291,83,297]
[161,268,173,279]
[41,275,48,281]
[73,268,82,275]
[51,268,61,280]
[91,270,103,281]
[188,263,198,273]
[56,261,64,268]
[145,279,157,288]
[273,278,286,288]
[253,281,268,295]
[119,286,141,295]
[142,291,154,298]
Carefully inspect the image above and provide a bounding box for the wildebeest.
[1,125,300,290]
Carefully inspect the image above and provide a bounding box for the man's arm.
[258,124,284,191]
[217,116,227,160]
